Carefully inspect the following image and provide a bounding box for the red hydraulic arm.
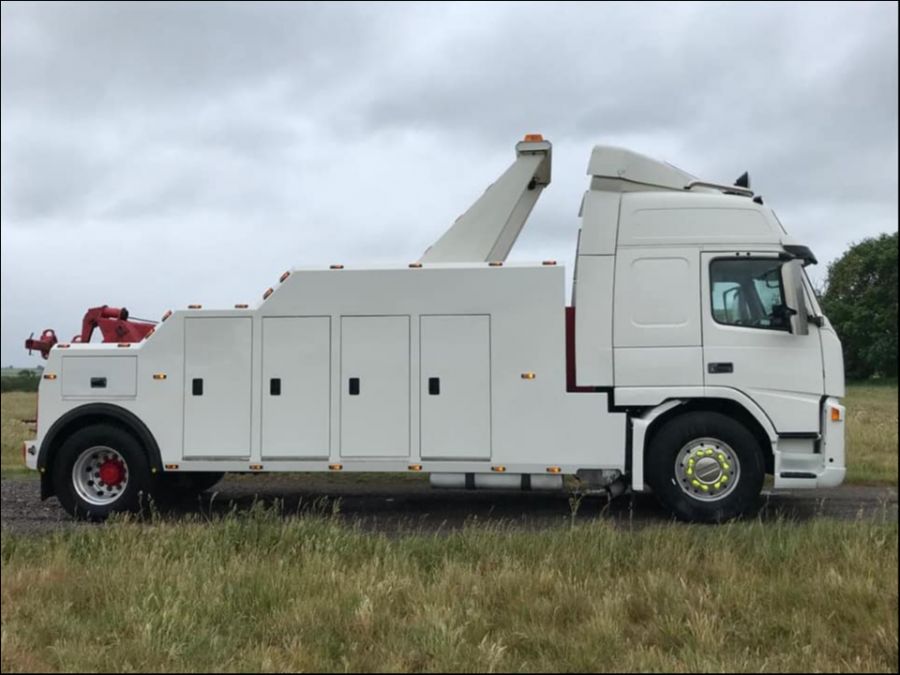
[25,306,156,359]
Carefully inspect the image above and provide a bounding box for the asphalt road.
[1,475,896,536]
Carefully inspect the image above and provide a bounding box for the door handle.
[348,377,360,396]
[428,377,440,395]
[708,362,734,374]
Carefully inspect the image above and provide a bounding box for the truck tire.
[645,411,764,523]
[158,472,225,500]
[52,423,154,521]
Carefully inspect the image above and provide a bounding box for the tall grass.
[2,506,896,672]
[844,383,898,484]
[1,392,35,476]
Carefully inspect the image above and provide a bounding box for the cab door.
[701,252,824,433]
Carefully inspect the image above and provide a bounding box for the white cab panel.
[420,315,491,460]
[183,318,252,458]
[614,248,701,348]
[340,316,410,457]
[614,347,704,386]
[61,356,137,399]
[578,191,620,255]
[574,255,614,386]
[261,317,331,459]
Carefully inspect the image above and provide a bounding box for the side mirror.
[782,259,809,336]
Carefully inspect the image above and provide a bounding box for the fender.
[37,403,164,500]
[627,388,780,492]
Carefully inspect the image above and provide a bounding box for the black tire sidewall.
[646,411,765,523]
[53,424,153,521]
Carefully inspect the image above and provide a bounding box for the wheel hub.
[675,438,740,502]
[98,459,126,487]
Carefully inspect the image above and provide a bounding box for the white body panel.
[62,356,136,399]
[261,317,331,459]
[420,315,492,460]
[183,317,253,458]
[340,316,411,458]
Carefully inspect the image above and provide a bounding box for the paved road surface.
[1,475,896,536]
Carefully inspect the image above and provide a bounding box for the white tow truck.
[23,135,846,522]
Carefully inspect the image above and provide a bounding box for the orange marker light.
[542,260,557,266]
[491,466,507,473]
[263,288,274,300]
[521,372,536,380]
[523,134,544,142]
[330,264,344,270]
[280,270,291,283]
[234,304,249,309]
[546,466,562,474]
[408,464,423,471]
[329,464,343,471]
[488,261,503,267]
[188,304,202,309]
[409,263,423,268]
[249,464,263,471]
[43,373,58,380]
[831,407,842,422]
[161,310,173,321]
[152,373,167,380]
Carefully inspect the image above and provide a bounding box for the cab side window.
[710,258,790,331]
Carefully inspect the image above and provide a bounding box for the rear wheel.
[645,411,765,523]
[53,424,154,521]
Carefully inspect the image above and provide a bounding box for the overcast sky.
[1,1,897,366]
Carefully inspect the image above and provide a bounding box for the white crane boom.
[420,137,552,263]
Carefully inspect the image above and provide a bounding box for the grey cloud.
[1,1,897,364]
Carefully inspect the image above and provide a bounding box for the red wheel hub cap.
[98,459,126,487]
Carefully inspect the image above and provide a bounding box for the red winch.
[25,305,156,359]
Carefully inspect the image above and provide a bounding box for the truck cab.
[23,136,845,523]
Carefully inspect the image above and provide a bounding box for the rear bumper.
[773,398,845,489]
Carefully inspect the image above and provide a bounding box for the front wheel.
[645,411,765,523]
[52,424,154,521]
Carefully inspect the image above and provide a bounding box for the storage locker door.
[184,317,252,458]
[340,316,410,458]
[261,317,331,458]
[420,315,491,460]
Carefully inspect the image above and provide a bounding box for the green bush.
[822,232,898,379]
[0,373,40,393]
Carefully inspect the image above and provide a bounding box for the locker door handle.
[90,377,107,389]
[428,377,440,395]
[348,378,360,396]
[192,378,204,395]
[270,378,281,396]
[707,362,734,374]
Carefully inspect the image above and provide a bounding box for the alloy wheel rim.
[674,437,741,502]
[72,446,129,506]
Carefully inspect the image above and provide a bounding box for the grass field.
[1,387,897,672]
[2,509,897,672]
[3,385,897,483]
[843,381,899,484]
